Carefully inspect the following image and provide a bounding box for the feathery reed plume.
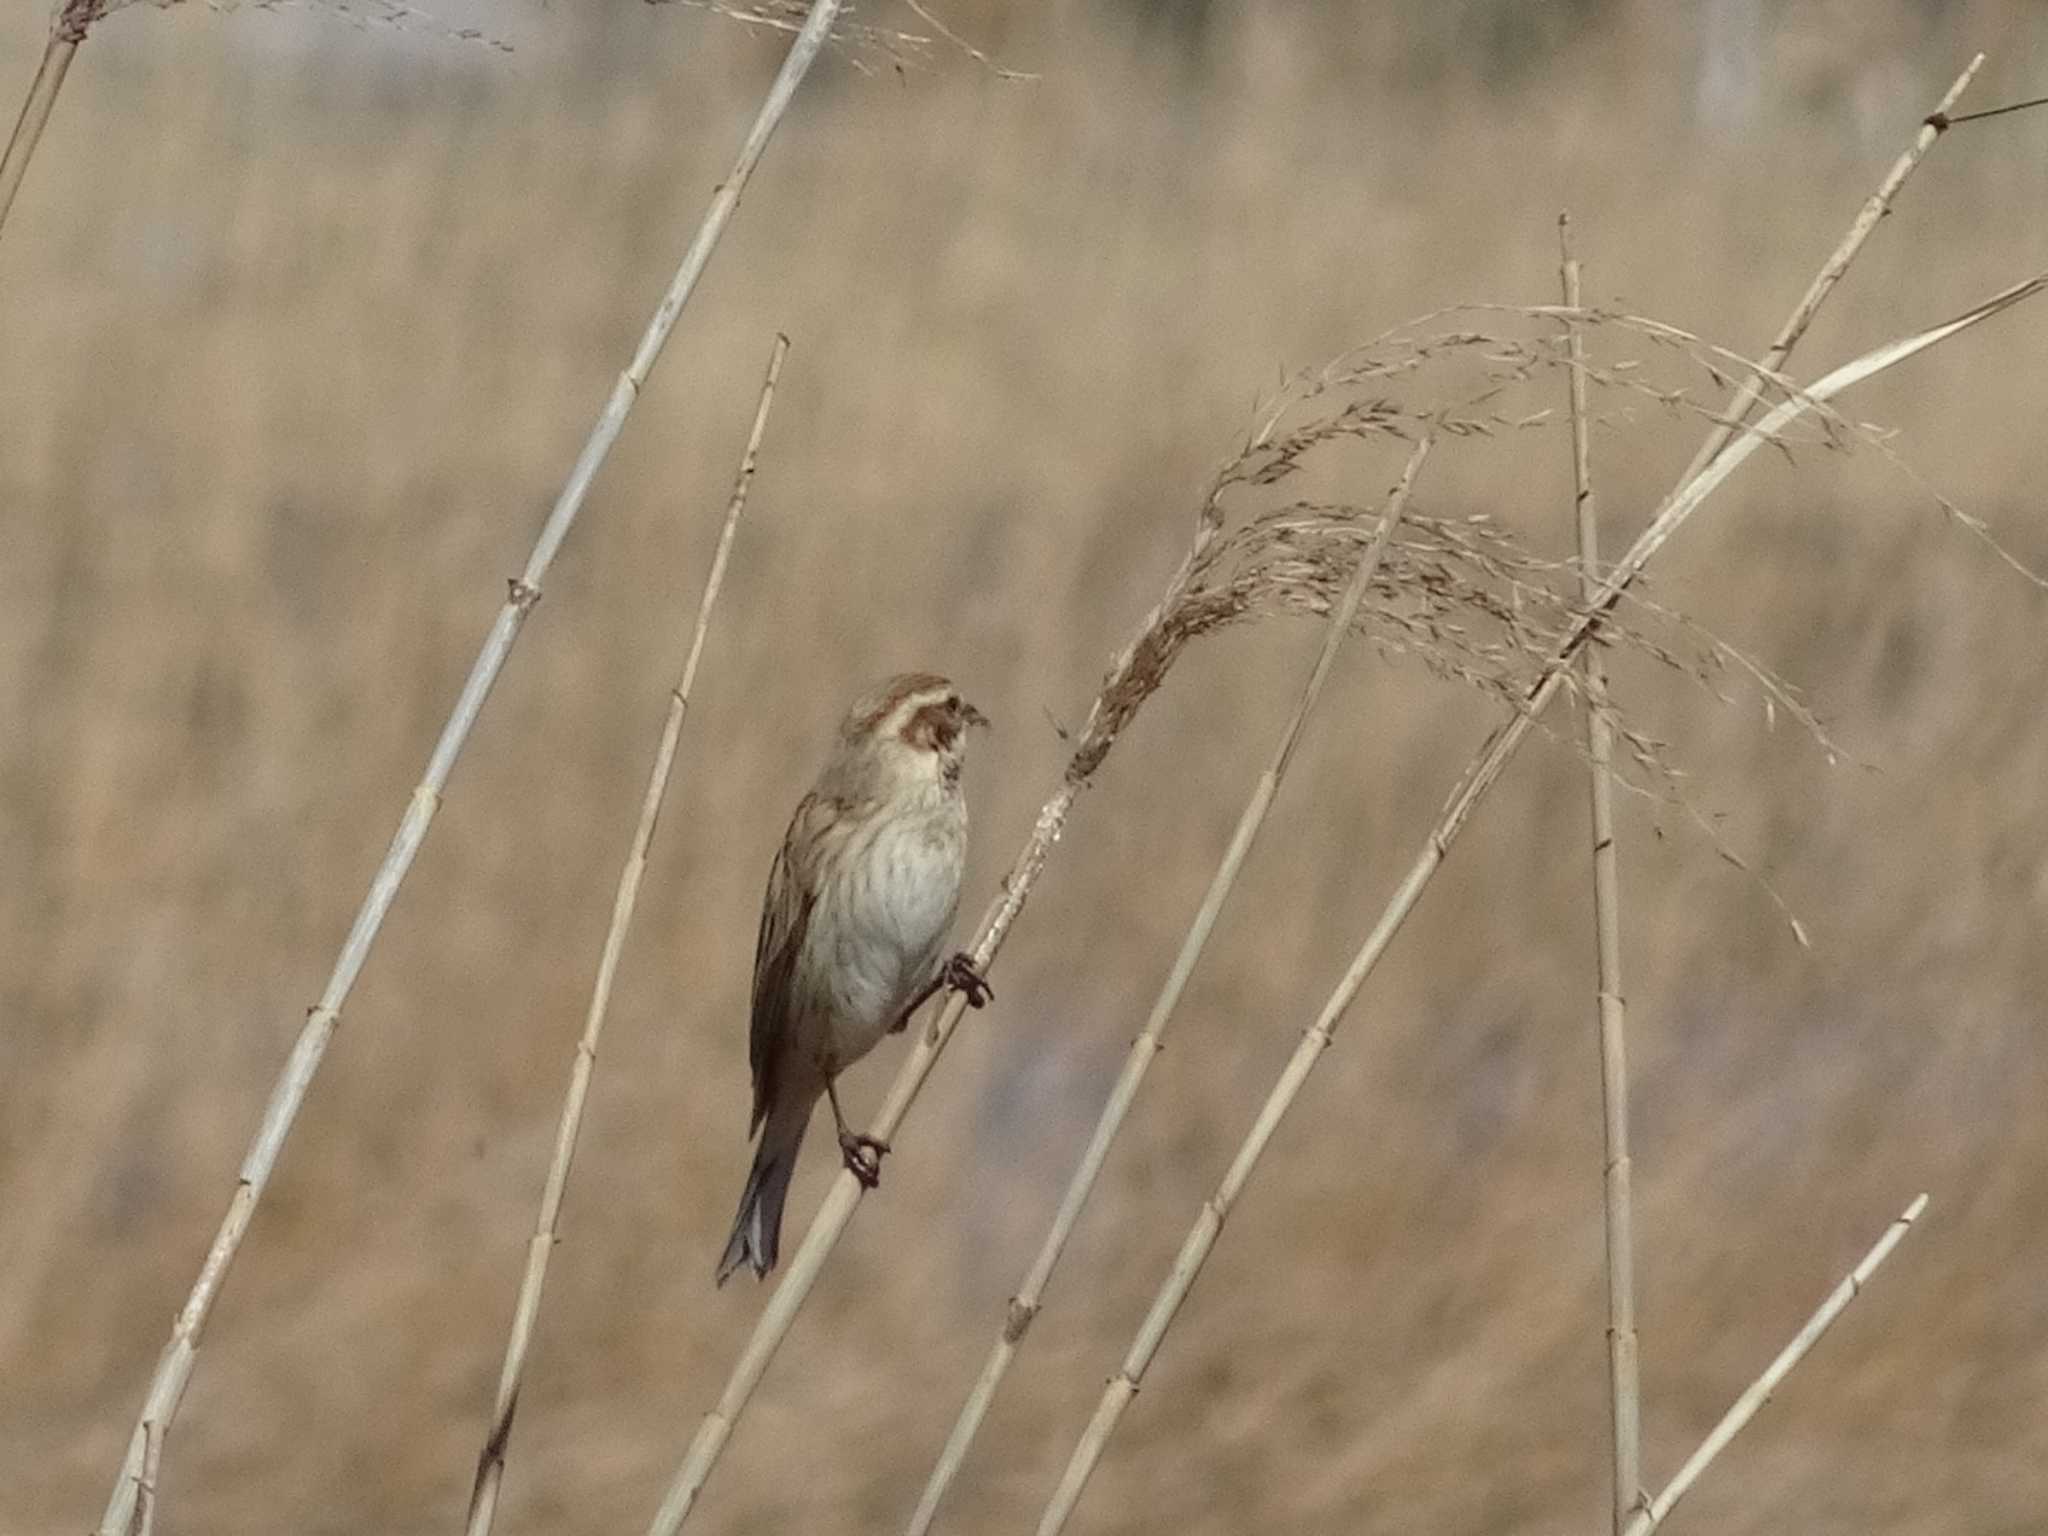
[92,6,844,1530]
[1027,267,2043,1536]
[1560,213,1641,1535]
[1620,1194,1930,1536]
[464,335,788,1536]
[903,436,1435,1536]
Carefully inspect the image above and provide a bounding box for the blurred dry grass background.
[4,2,2048,1532]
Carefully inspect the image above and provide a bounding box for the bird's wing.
[748,793,823,1133]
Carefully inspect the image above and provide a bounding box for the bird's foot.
[838,1129,891,1189]
[943,951,993,1009]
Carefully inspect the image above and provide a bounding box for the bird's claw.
[943,951,993,1009]
[838,1130,890,1189]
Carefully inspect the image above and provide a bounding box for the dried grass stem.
[1619,1194,1930,1536]
[1560,214,1642,1536]
[93,7,841,1528]
[463,334,786,1536]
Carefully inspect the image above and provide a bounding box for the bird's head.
[837,671,988,791]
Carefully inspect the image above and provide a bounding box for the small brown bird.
[717,672,991,1285]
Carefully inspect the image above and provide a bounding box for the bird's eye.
[946,695,960,711]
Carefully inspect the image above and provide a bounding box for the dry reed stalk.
[1027,270,2044,1536]
[1620,1193,1929,1536]
[1672,54,1981,482]
[902,436,1435,1536]
[92,6,844,1530]
[1559,215,1641,1534]
[0,0,106,244]
[463,335,788,1536]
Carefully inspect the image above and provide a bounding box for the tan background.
[3,2,2046,1532]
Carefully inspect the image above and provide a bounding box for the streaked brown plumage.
[717,673,990,1285]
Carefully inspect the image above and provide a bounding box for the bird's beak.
[962,701,991,731]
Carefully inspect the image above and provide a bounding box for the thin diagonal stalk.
[464,334,787,1536]
[1560,215,1640,1534]
[1675,54,1982,485]
[902,436,1433,1536]
[644,454,1246,1536]
[94,6,843,1530]
[1620,1194,1929,1536]
[0,1,106,245]
[1028,280,2042,1536]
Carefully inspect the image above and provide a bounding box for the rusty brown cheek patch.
[900,700,958,753]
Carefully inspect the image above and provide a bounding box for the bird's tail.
[716,1093,810,1285]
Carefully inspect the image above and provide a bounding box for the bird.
[716,672,991,1285]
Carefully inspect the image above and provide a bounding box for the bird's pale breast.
[805,798,965,1067]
